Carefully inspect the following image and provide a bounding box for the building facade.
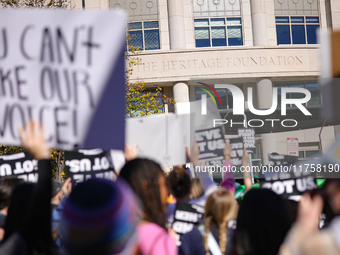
[73,0,340,169]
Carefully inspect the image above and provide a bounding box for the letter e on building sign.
[287,138,299,157]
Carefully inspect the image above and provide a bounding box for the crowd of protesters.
[0,120,339,255]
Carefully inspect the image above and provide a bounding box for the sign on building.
[287,138,299,157]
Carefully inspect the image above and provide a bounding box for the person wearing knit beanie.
[60,178,139,255]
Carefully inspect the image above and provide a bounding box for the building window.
[276,16,319,45]
[298,143,320,160]
[195,84,243,110]
[127,21,160,51]
[298,150,319,159]
[275,81,321,108]
[194,17,243,48]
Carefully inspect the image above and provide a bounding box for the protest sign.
[261,154,317,199]
[0,9,127,150]
[287,138,299,156]
[126,113,190,167]
[195,126,225,161]
[0,152,38,182]
[238,128,256,154]
[64,149,115,187]
[228,138,244,166]
[172,202,204,246]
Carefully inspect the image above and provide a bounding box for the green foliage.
[125,41,175,118]
[0,145,26,155]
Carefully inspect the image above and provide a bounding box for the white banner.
[126,113,190,167]
[0,9,127,150]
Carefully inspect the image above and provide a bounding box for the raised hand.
[224,142,232,160]
[123,143,138,162]
[61,177,72,198]
[296,193,323,234]
[18,120,50,160]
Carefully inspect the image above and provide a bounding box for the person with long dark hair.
[229,189,293,255]
[119,158,177,255]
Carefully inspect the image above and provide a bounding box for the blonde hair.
[190,178,204,200]
[203,188,237,255]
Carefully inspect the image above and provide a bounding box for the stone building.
[72,0,340,170]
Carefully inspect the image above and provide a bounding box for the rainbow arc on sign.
[197,82,222,106]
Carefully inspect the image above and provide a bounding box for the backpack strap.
[198,225,222,255]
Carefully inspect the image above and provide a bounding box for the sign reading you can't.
[0,9,127,150]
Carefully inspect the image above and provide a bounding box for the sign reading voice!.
[0,9,127,150]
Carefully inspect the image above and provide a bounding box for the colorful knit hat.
[60,178,139,255]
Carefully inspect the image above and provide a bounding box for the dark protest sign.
[238,128,256,154]
[260,154,317,199]
[0,9,127,151]
[229,137,244,166]
[65,149,115,187]
[195,126,225,161]
[172,202,204,246]
[0,152,38,182]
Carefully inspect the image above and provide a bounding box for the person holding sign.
[179,188,237,255]
[0,121,53,255]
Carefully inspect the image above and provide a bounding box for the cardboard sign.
[172,202,204,246]
[261,154,316,199]
[126,113,190,167]
[0,9,127,150]
[287,138,299,156]
[238,128,256,154]
[64,149,115,187]
[195,126,225,161]
[0,152,38,182]
[229,137,244,166]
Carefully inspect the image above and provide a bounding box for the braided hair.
[119,158,167,229]
[203,188,237,255]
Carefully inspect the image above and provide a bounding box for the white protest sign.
[126,113,190,167]
[238,128,256,154]
[0,9,127,150]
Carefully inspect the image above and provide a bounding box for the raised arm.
[221,142,235,195]
[242,148,252,193]
[189,141,214,192]
[19,121,53,251]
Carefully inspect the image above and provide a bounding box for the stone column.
[168,0,186,50]
[250,0,268,46]
[173,82,189,113]
[256,78,277,165]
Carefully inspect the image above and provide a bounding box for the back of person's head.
[167,166,191,200]
[60,178,139,255]
[3,183,34,241]
[0,177,24,212]
[230,188,292,255]
[119,158,167,229]
[190,178,204,200]
[204,188,237,255]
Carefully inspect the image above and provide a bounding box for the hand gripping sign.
[0,9,127,150]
